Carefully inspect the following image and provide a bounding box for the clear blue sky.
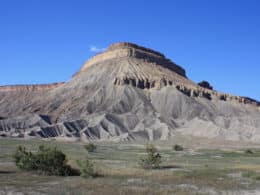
[1,0,260,100]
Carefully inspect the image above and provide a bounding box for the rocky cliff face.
[74,42,186,78]
[0,42,259,142]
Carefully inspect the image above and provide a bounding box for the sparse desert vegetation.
[173,144,184,151]
[139,144,161,169]
[76,158,97,178]
[1,138,260,194]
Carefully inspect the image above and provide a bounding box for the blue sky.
[0,0,260,100]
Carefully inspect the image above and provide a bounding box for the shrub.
[14,145,35,170]
[139,144,161,169]
[173,144,183,151]
[13,145,75,176]
[76,159,96,178]
[84,143,96,152]
[245,149,254,154]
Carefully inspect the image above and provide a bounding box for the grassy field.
[1,138,260,195]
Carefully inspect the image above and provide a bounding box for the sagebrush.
[139,144,161,169]
[84,143,96,152]
[14,145,76,176]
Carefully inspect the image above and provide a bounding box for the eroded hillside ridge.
[114,76,260,106]
[75,42,186,77]
[0,82,64,92]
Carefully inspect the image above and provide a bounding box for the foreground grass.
[1,139,260,194]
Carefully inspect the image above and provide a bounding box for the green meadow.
[1,138,260,195]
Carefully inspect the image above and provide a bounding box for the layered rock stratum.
[0,42,260,142]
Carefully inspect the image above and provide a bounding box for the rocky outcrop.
[113,76,259,106]
[108,42,166,58]
[74,42,186,78]
[175,84,260,105]
[240,97,260,106]
[198,81,213,90]
[113,77,173,89]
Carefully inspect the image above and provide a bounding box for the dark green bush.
[14,145,75,176]
[14,145,35,170]
[139,144,161,169]
[84,143,96,152]
[173,144,184,151]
